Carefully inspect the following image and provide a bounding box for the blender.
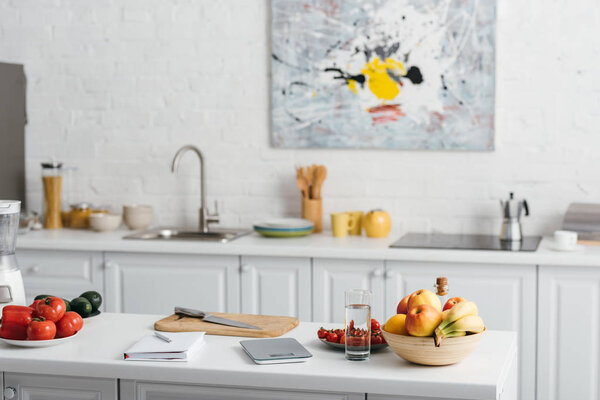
[0,200,26,312]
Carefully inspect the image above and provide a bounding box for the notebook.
[124,331,205,362]
[240,338,312,365]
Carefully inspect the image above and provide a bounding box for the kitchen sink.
[123,228,251,243]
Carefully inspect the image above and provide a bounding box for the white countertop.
[16,228,600,266]
[0,313,516,399]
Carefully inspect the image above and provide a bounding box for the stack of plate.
[253,219,314,238]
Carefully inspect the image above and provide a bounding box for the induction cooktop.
[390,233,542,252]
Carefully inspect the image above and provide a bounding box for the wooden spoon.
[296,168,309,199]
[312,165,327,199]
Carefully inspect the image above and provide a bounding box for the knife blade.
[174,307,262,330]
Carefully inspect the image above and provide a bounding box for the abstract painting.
[271,0,496,150]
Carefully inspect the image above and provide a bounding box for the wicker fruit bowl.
[381,327,485,366]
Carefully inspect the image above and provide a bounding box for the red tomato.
[1,305,33,326]
[346,336,368,347]
[371,335,383,345]
[35,297,66,322]
[339,334,346,344]
[326,332,339,343]
[27,318,56,340]
[56,312,84,338]
[371,319,380,331]
[317,328,328,339]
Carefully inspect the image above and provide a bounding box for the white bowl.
[123,205,153,230]
[90,213,122,232]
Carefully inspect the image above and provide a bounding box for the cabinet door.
[240,256,311,320]
[120,380,364,400]
[313,258,385,323]
[104,252,239,315]
[538,265,600,400]
[17,250,104,307]
[385,261,536,400]
[3,373,117,400]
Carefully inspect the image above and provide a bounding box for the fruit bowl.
[381,327,485,366]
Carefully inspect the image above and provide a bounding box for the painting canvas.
[271,0,496,150]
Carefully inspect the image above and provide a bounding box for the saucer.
[548,244,584,252]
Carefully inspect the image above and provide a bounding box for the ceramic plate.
[86,310,101,318]
[319,338,388,351]
[254,227,313,238]
[0,333,78,348]
[254,218,314,230]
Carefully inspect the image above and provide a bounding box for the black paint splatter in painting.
[324,67,366,88]
[404,66,423,84]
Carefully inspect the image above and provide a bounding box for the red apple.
[407,289,441,312]
[443,297,467,311]
[405,304,442,337]
[396,295,410,314]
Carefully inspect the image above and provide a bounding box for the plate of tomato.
[317,319,388,351]
[0,297,84,348]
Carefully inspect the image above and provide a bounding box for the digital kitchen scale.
[390,233,542,252]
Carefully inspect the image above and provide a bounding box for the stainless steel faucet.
[171,145,219,233]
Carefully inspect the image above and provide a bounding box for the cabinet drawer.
[18,250,98,282]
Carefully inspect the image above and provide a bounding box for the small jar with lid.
[67,203,93,229]
[41,161,64,229]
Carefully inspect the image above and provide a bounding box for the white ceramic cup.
[123,205,153,230]
[553,230,578,250]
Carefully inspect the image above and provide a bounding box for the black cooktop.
[390,233,542,252]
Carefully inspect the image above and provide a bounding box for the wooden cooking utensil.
[312,165,327,200]
[296,168,309,199]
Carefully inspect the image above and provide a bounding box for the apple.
[362,209,391,238]
[396,295,410,314]
[405,304,442,337]
[407,289,441,312]
[443,297,466,311]
[384,313,408,335]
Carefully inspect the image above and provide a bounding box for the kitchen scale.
[390,233,542,252]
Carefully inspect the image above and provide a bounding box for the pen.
[154,332,172,343]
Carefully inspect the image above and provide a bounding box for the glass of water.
[345,289,372,361]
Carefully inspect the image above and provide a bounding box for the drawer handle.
[372,268,384,277]
[4,387,16,399]
[385,270,395,279]
[240,264,253,273]
[29,265,40,274]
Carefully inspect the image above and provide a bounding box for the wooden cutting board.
[154,312,299,338]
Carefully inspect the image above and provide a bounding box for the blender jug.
[0,200,26,311]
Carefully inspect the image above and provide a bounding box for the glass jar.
[41,162,63,229]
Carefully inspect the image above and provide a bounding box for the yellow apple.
[384,314,408,335]
[362,209,391,238]
[405,304,442,337]
[407,289,441,312]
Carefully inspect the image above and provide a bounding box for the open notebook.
[124,332,205,362]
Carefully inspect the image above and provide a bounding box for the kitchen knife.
[174,307,262,330]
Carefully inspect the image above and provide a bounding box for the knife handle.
[174,306,206,318]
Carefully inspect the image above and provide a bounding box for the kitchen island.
[0,313,517,400]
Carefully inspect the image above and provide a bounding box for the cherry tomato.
[317,328,328,339]
[326,332,339,343]
[56,312,84,338]
[346,336,368,347]
[371,335,383,345]
[371,319,380,331]
[35,297,66,322]
[27,318,56,340]
[339,334,346,344]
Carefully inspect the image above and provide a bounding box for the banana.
[434,315,485,346]
[437,301,478,331]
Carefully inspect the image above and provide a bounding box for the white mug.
[553,230,578,250]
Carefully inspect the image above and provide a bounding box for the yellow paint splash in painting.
[360,57,407,101]
[347,80,358,94]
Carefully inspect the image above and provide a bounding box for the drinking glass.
[345,289,372,361]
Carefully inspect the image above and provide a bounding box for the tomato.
[371,319,380,331]
[35,297,66,322]
[27,318,56,340]
[339,334,345,344]
[371,334,383,345]
[2,305,33,326]
[326,332,339,343]
[346,336,368,347]
[317,328,328,339]
[56,312,84,338]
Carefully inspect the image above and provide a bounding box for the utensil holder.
[302,198,322,233]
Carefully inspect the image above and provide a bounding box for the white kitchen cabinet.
[17,249,104,306]
[240,256,311,320]
[537,265,600,400]
[313,258,385,323]
[120,380,364,400]
[385,261,536,400]
[104,252,239,315]
[3,373,117,399]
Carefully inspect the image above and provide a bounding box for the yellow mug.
[347,211,364,235]
[331,212,356,237]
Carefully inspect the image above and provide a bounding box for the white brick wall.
[1,0,599,236]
